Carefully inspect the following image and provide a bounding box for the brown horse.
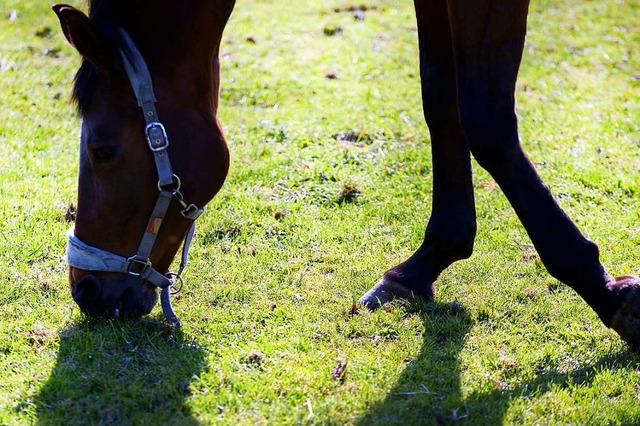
[54,0,640,345]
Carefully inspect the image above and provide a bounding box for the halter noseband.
[66,29,204,326]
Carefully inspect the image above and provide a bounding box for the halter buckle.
[127,256,152,277]
[145,122,169,152]
[181,204,204,220]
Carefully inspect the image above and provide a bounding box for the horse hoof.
[358,278,425,310]
[608,276,640,348]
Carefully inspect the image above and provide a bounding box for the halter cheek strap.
[66,28,204,326]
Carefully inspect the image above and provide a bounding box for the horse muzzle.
[70,268,158,318]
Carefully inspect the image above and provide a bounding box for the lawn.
[0,0,639,424]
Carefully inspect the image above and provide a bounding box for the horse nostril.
[118,285,158,317]
[72,274,106,317]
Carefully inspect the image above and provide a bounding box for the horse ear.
[52,4,108,69]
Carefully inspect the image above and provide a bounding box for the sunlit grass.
[0,0,638,424]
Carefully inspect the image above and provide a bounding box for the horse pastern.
[608,276,640,347]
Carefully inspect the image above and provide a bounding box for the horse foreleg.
[359,0,476,309]
[448,0,640,345]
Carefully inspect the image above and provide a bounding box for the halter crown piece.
[66,28,204,326]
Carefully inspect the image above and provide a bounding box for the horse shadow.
[34,319,205,425]
[357,302,640,425]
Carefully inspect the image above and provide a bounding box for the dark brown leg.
[447,0,640,345]
[359,0,476,308]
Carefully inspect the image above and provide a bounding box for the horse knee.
[459,101,521,172]
[418,59,459,129]
[422,87,459,134]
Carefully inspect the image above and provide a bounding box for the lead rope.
[118,28,203,326]
[161,222,196,325]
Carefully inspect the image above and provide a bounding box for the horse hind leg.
[359,0,476,309]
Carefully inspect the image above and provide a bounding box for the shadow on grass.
[34,318,205,425]
[358,302,640,425]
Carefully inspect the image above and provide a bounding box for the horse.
[53,0,640,345]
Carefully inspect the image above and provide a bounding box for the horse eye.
[91,146,120,163]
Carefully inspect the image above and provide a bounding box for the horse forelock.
[72,62,95,116]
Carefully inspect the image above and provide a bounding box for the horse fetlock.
[445,238,474,262]
[424,233,475,263]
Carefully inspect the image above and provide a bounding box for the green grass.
[1,0,639,424]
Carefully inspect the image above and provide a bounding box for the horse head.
[53,2,233,321]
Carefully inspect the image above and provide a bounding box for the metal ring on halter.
[172,189,184,202]
[158,174,181,191]
[167,272,184,295]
